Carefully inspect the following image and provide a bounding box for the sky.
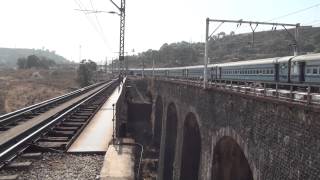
[0,0,319,64]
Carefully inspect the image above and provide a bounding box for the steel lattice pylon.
[119,0,125,74]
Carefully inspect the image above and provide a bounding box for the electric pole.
[110,0,126,75]
[203,18,306,89]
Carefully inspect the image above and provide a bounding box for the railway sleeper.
[38,137,70,142]
[75,112,93,116]
[80,109,96,112]
[71,115,90,119]
[35,142,67,151]
[0,174,19,180]
[47,130,75,138]
[65,119,87,123]
[60,122,84,127]
[20,153,42,160]
[4,162,32,170]
[82,107,98,111]
[53,126,79,131]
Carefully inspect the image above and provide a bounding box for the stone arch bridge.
[117,77,319,180]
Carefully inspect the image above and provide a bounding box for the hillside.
[0,48,69,68]
[124,27,320,68]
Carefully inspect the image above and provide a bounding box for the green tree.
[17,55,56,69]
[26,55,40,68]
[77,59,97,87]
[17,57,27,69]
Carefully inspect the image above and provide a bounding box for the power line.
[79,0,111,49]
[268,3,320,21]
[89,0,109,45]
[73,0,113,53]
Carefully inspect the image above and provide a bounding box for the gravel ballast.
[0,153,104,180]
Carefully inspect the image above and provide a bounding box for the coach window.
[313,68,318,74]
[307,68,311,74]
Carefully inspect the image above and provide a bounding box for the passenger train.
[128,53,320,84]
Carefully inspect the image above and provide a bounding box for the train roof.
[129,54,320,71]
[276,56,294,63]
[217,57,279,67]
[291,53,320,62]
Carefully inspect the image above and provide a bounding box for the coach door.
[299,62,306,82]
[275,64,279,82]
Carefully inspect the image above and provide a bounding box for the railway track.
[0,82,105,132]
[0,79,118,173]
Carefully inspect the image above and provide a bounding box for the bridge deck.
[68,82,124,152]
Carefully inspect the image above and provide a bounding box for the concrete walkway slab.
[100,139,135,180]
[68,81,124,152]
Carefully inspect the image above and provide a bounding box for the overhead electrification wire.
[77,0,111,50]
[73,0,113,53]
[268,3,320,21]
[89,0,112,49]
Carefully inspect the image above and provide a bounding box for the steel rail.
[0,81,107,127]
[0,80,117,168]
[0,82,101,120]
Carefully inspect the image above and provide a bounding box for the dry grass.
[0,68,78,114]
[4,83,66,112]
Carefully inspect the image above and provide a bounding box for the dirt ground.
[0,68,78,114]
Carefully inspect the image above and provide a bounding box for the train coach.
[291,53,320,84]
[128,53,320,85]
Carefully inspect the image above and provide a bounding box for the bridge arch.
[163,102,178,180]
[180,112,201,180]
[154,95,163,148]
[211,127,257,180]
